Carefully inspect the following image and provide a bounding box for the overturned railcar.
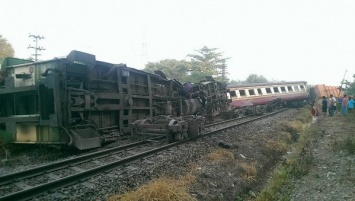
[227,81,308,107]
[131,77,229,142]
[225,81,308,116]
[0,51,191,149]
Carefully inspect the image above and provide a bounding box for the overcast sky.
[1,0,354,86]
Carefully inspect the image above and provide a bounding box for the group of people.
[311,94,354,122]
[320,94,354,117]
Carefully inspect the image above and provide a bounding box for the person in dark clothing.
[322,96,328,117]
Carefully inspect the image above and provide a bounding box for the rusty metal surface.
[312,84,343,99]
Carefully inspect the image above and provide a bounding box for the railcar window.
[294,85,300,91]
[300,85,305,91]
[249,89,255,96]
[257,88,262,95]
[266,88,272,94]
[239,90,246,96]
[281,86,286,92]
[230,90,236,97]
[287,86,293,92]
[273,87,279,93]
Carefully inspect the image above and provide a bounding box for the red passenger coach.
[226,81,308,108]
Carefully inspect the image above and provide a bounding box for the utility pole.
[28,34,45,61]
[338,70,348,97]
[221,61,226,83]
[217,61,227,83]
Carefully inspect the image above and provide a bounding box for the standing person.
[332,95,337,115]
[311,101,318,123]
[321,96,328,117]
[328,95,336,116]
[348,96,354,112]
[341,94,348,115]
[337,96,343,113]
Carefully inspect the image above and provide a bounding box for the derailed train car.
[225,81,308,116]
[0,51,228,149]
[132,76,229,142]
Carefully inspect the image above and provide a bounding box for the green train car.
[0,51,228,150]
[0,51,186,149]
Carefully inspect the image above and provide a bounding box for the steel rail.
[0,109,287,201]
[205,116,248,128]
[0,137,162,186]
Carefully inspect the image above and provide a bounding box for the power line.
[28,34,45,61]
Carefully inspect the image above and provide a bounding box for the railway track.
[0,109,286,201]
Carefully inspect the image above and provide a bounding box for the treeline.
[143,46,228,83]
[143,46,270,84]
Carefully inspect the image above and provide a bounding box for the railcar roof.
[2,58,65,68]
[227,81,307,88]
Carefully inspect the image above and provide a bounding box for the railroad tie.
[14,181,32,190]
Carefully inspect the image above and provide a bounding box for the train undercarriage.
[0,51,228,150]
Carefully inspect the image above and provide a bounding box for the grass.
[277,110,309,143]
[255,129,314,201]
[344,111,355,154]
[254,107,355,201]
[108,174,197,201]
[329,111,355,154]
[265,140,288,155]
[108,149,235,201]
[204,149,234,161]
[239,161,257,183]
[254,108,314,201]
[344,135,355,154]
[107,108,318,201]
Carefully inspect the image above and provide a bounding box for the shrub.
[204,149,234,161]
[108,175,196,201]
[239,162,257,183]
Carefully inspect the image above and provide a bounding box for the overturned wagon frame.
[0,51,184,149]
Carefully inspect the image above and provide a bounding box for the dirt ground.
[290,111,355,201]
[187,109,304,201]
[188,109,355,201]
[3,108,353,201]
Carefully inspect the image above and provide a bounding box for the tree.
[345,74,355,96]
[143,59,190,82]
[245,74,268,83]
[228,79,242,84]
[187,46,230,81]
[0,35,15,58]
[143,46,230,84]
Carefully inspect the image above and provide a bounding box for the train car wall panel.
[14,125,63,144]
[15,125,37,142]
[309,84,343,100]
[227,81,308,108]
